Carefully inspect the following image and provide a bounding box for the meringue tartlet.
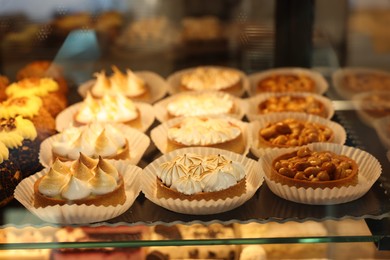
[90,66,149,100]
[180,67,242,93]
[33,154,126,208]
[74,92,141,128]
[156,153,246,201]
[167,91,237,118]
[167,117,245,154]
[51,123,130,161]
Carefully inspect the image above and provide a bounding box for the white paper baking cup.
[39,123,150,167]
[352,91,390,128]
[261,142,382,205]
[150,115,252,156]
[245,92,335,121]
[55,102,155,133]
[249,112,347,158]
[14,160,142,224]
[248,67,328,96]
[153,90,247,123]
[373,115,390,150]
[78,71,169,104]
[332,67,390,99]
[141,147,263,215]
[166,66,249,97]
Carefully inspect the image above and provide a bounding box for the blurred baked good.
[90,66,149,99]
[167,116,245,153]
[258,118,333,148]
[0,75,9,101]
[16,60,68,94]
[156,153,246,201]
[52,225,146,260]
[147,223,238,260]
[181,67,242,93]
[0,116,42,206]
[257,73,316,93]
[271,146,358,189]
[6,77,67,117]
[167,91,237,118]
[34,154,126,208]
[258,94,328,118]
[0,95,56,140]
[51,123,129,161]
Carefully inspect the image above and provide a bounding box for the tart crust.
[156,177,246,201]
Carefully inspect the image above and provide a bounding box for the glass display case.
[1,0,390,259]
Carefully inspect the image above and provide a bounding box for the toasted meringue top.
[0,142,9,163]
[75,92,138,124]
[91,66,146,98]
[37,154,122,201]
[157,153,245,195]
[6,77,59,97]
[52,123,127,160]
[167,92,234,117]
[168,117,241,146]
[181,67,241,91]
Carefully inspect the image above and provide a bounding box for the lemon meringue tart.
[33,154,125,208]
[51,123,130,161]
[156,153,246,201]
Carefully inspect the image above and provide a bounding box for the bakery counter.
[0,106,390,250]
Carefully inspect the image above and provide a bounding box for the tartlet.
[166,91,237,118]
[155,153,246,201]
[165,116,246,154]
[270,147,358,189]
[74,92,141,128]
[180,66,242,93]
[249,68,328,95]
[89,66,150,100]
[33,154,126,208]
[257,94,329,118]
[50,123,130,162]
[258,118,333,148]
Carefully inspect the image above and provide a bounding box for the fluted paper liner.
[245,92,334,120]
[55,102,155,133]
[352,91,390,128]
[39,123,150,167]
[78,71,169,104]
[141,147,263,215]
[153,90,247,123]
[332,67,390,99]
[261,143,382,205]
[14,160,142,224]
[373,115,390,150]
[150,115,252,156]
[167,66,249,97]
[249,112,347,158]
[248,67,328,96]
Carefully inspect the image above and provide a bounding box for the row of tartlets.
[1,62,383,225]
